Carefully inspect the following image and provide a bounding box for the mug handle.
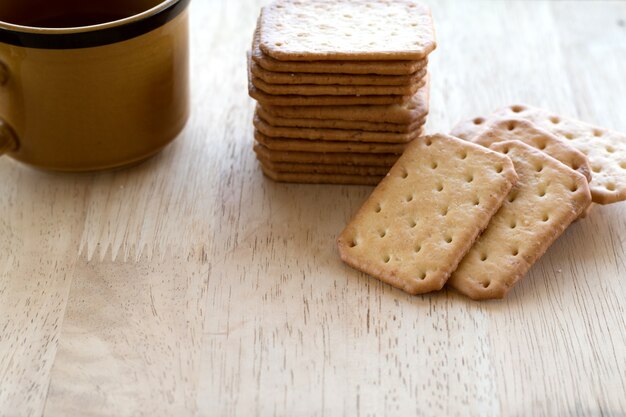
[0,118,18,155]
[0,62,18,156]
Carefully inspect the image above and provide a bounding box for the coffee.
[21,12,131,28]
[0,0,159,28]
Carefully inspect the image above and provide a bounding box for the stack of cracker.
[247,0,436,185]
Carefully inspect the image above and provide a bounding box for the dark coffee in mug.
[18,12,131,29]
[0,0,160,28]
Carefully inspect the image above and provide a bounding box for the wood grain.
[0,1,624,416]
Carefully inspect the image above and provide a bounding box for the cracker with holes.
[248,51,427,95]
[251,73,425,96]
[251,26,429,75]
[259,0,436,61]
[249,80,412,106]
[448,141,592,300]
[452,104,626,204]
[260,76,430,123]
[255,131,409,154]
[251,58,427,86]
[257,105,426,133]
[261,165,383,185]
[450,114,491,141]
[259,159,391,176]
[254,114,423,143]
[254,143,401,166]
[337,134,518,295]
[472,118,592,181]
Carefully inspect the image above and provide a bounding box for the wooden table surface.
[1,1,625,416]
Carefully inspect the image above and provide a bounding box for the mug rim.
[0,0,190,49]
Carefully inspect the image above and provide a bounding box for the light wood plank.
[0,165,89,417]
[0,1,623,417]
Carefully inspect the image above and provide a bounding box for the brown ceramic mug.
[0,0,190,171]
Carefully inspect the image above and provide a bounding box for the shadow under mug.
[0,0,190,171]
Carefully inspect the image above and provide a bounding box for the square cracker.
[258,158,391,176]
[253,143,401,166]
[257,105,425,133]
[448,141,592,300]
[250,58,426,86]
[471,118,592,182]
[251,72,425,96]
[337,134,518,295]
[259,0,436,61]
[249,79,411,106]
[261,165,383,185]
[251,26,428,75]
[260,76,430,123]
[254,131,410,154]
[451,104,626,204]
[254,114,422,143]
